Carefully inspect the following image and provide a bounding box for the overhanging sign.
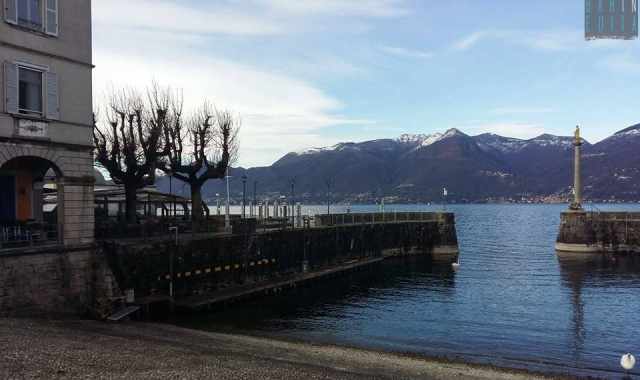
[586,0,638,39]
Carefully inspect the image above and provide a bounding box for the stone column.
[60,176,95,245]
[570,125,583,211]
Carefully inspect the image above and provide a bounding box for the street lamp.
[168,226,178,305]
[241,174,247,219]
[290,179,295,227]
[325,179,331,215]
[225,168,231,231]
[167,171,178,220]
[253,180,257,217]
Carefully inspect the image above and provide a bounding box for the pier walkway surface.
[0,318,561,380]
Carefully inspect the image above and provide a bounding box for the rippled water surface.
[176,204,640,378]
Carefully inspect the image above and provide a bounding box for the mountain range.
[156,123,640,203]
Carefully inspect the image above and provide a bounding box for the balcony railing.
[0,222,60,249]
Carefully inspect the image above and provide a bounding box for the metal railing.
[314,212,449,227]
[0,222,60,249]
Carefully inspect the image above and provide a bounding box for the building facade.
[0,0,94,248]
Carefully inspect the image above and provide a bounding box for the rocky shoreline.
[0,318,570,379]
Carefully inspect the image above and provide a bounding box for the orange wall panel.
[15,173,32,221]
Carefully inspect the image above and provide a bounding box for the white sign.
[17,119,48,138]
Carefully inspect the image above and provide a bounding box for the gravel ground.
[0,318,568,379]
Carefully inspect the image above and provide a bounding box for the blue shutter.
[4,0,17,24]
[45,71,60,120]
[45,0,58,36]
[4,62,18,115]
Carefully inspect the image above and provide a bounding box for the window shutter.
[4,62,18,114]
[4,0,17,24]
[45,0,58,36]
[45,71,60,120]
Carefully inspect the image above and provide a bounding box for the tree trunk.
[191,184,203,231]
[124,185,138,224]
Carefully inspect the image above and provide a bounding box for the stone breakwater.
[556,211,640,253]
[103,213,458,311]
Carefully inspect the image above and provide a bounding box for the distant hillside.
[156,124,640,203]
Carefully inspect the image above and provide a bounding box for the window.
[18,67,43,116]
[5,0,58,36]
[4,62,59,120]
[17,0,42,30]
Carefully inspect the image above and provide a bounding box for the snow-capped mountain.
[475,133,588,155]
[157,124,640,202]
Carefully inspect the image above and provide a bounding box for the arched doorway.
[0,156,63,247]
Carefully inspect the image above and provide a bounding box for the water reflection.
[177,257,457,334]
[558,252,640,377]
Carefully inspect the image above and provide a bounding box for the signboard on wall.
[586,0,638,39]
[17,119,48,138]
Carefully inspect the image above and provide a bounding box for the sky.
[92,0,640,167]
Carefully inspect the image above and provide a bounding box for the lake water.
[176,204,640,379]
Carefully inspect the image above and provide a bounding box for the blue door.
[0,176,16,221]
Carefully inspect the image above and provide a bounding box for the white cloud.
[257,0,409,17]
[491,107,555,116]
[92,28,373,167]
[92,0,410,39]
[92,0,283,36]
[380,46,433,59]
[453,31,490,51]
[91,1,411,166]
[601,53,640,74]
[451,29,626,52]
[93,50,360,167]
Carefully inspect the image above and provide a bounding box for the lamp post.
[253,180,257,218]
[167,171,178,220]
[326,180,331,215]
[225,168,231,231]
[168,226,178,309]
[241,174,247,219]
[290,179,295,227]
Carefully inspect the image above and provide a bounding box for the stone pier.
[556,126,640,254]
[101,212,458,311]
[556,212,640,253]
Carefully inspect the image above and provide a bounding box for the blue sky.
[92,1,640,167]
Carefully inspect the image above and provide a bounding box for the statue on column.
[569,125,583,211]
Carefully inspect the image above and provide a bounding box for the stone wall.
[556,211,640,253]
[0,247,95,316]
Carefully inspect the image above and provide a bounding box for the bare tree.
[160,100,239,230]
[93,88,168,223]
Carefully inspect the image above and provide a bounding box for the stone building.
[1,0,93,246]
[0,0,95,314]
